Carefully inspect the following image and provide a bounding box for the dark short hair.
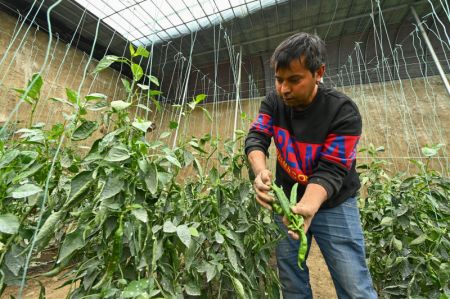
[270,32,326,74]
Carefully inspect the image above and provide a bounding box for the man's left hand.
[282,183,328,240]
[282,202,319,240]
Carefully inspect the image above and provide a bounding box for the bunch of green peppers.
[271,183,308,270]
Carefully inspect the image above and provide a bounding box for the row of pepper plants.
[358,145,449,298]
[0,45,281,298]
[0,44,448,298]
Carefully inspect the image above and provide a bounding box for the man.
[244,32,377,298]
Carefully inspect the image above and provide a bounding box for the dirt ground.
[2,238,336,299]
[2,276,75,299]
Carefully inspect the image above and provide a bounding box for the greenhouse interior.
[0,0,449,298]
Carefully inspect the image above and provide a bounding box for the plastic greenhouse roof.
[72,0,287,45]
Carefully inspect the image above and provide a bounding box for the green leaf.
[206,263,217,282]
[148,140,163,150]
[210,167,219,185]
[85,93,106,101]
[193,158,203,177]
[410,234,427,246]
[131,63,144,81]
[421,146,437,157]
[87,100,108,111]
[195,93,207,103]
[375,146,385,152]
[131,208,148,223]
[147,75,159,86]
[176,224,191,247]
[187,101,196,111]
[65,88,79,104]
[132,120,153,133]
[184,281,201,296]
[163,220,177,233]
[0,149,20,169]
[15,73,43,103]
[380,217,393,226]
[393,236,403,251]
[151,97,161,112]
[105,144,130,162]
[149,90,161,96]
[129,44,135,56]
[121,78,131,93]
[49,97,72,106]
[165,155,181,168]
[185,239,199,271]
[111,100,132,111]
[101,197,121,210]
[199,106,212,121]
[137,83,149,90]
[226,246,239,272]
[145,162,158,195]
[57,229,84,263]
[159,131,171,139]
[100,175,124,200]
[122,279,149,298]
[34,210,65,251]
[135,104,152,113]
[11,183,42,198]
[79,107,87,115]
[134,45,150,58]
[0,214,20,234]
[183,150,194,166]
[5,245,25,275]
[16,128,45,142]
[189,227,199,237]
[169,121,178,129]
[66,171,93,207]
[13,162,45,183]
[94,55,123,73]
[231,276,246,299]
[152,239,163,264]
[215,232,225,244]
[71,120,98,141]
[27,73,43,101]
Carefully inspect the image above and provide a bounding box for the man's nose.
[281,82,291,94]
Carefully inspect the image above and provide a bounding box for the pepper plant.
[0,74,70,288]
[358,144,449,298]
[1,44,282,298]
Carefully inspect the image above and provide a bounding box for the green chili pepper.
[290,183,299,206]
[271,183,308,270]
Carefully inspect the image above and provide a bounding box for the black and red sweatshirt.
[245,83,362,209]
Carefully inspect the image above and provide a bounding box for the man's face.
[275,57,324,109]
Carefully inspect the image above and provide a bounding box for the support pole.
[411,6,450,95]
[233,45,243,145]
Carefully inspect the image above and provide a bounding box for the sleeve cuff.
[308,177,335,200]
[245,145,269,158]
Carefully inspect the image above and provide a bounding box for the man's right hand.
[253,169,274,210]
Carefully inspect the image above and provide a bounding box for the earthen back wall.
[0,10,127,146]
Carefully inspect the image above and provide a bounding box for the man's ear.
[315,64,325,83]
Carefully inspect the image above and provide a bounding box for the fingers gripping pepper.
[271,183,308,270]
